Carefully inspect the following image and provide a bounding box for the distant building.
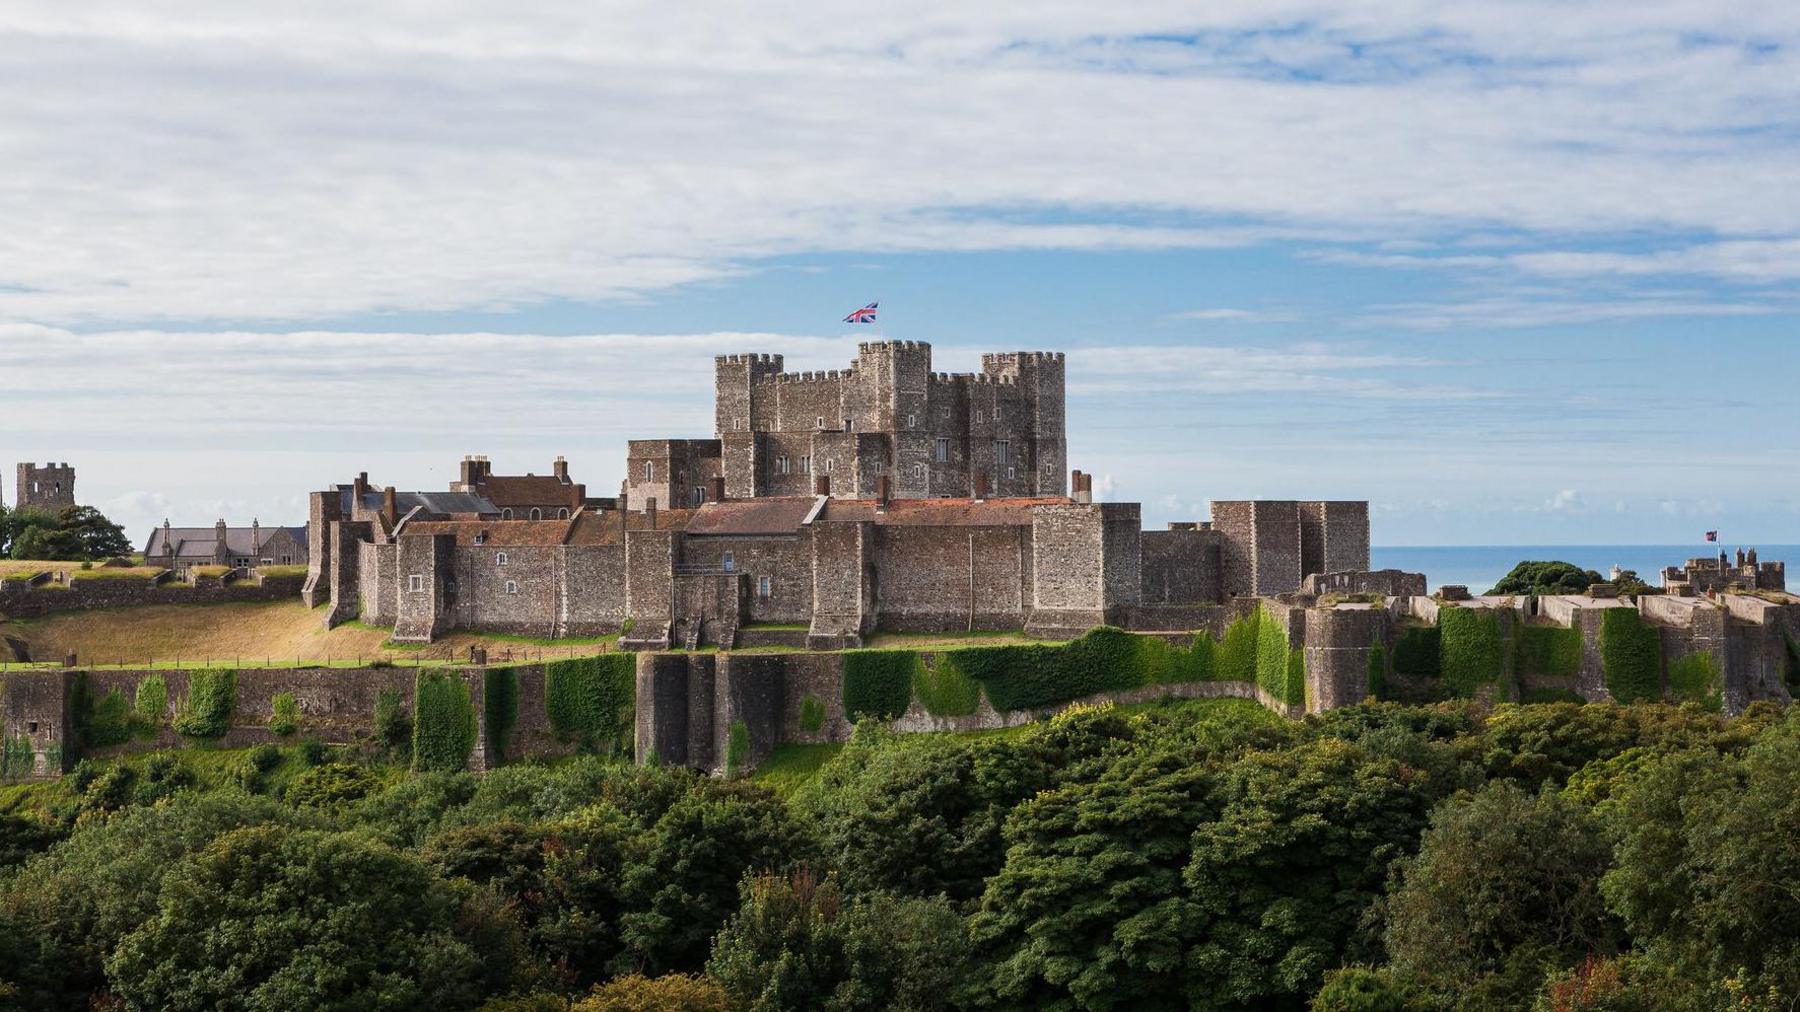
[450,455,602,520]
[1663,548,1785,595]
[14,462,75,512]
[145,519,308,574]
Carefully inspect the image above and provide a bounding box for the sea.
[1369,545,1799,596]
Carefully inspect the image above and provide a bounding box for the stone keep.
[15,462,75,512]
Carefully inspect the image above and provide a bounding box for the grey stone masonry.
[15,462,75,512]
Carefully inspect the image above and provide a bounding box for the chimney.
[973,473,989,501]
[353,472,369,503]
[553,455,569,482]
[215,518,228,565]
[1070,469,1084,502]
[460,455,479,488]
[1072,470,1092,505]
[815,475,831,496]
[570,482,586,509]
[251,517,260,554]
[646,497,657,531]
[710,476,726,502]
[382,486,398,526]
[162,518,173,561]
[876,474,890,511]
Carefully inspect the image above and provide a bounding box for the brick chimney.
[459,455,480,488]
[1071,470,1092,504]
[214,518,228,565]
[570,483,586,509]
[162,518,173,564]
[710,476,726,502]
[876,474,890,512]
[815,475,831,496]
[353,471,369,503]
[553,455,569,482]
[382,486,398,526]
[251,517,260,557]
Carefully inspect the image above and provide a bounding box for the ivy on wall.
[725,719,750,776]
[2,734,36,778]
[133,675,167,740]
[946,627,1144,712]
[1254,612,1305,707]
[1666,652,1721,710]
[268,692,300,737]
[1516,624,1583,680]
[172,669,236,740]
[842,650,918,720]
[1392,625,1442,679]
[543,655,635,754]
[484,667,520,758]
[1219,614,1261,684]
[1599,608,1663,704]
[1439,607,1505,697]
[913,657,982,717]
[81,683,134,750]
[798,695,827,732]
[1135,633,1217,686]
[412,671,476,772]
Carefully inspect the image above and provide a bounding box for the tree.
[574,974,731,1012]
[707,869,969,1011]
[2,505,130,561]
[1382,783,1618,1002]
[105,825,527,1009]
[1488,561,1605,596]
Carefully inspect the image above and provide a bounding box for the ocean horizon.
[1369,544,1795,596]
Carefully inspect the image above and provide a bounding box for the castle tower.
[981,351,1067,497]
[15,462,75,512]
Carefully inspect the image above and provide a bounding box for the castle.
[304,342,1375,647]
[13,462,76,512]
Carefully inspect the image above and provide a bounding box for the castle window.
[933,438,949,463]
[501,508,513,520]
[776,455,790,474]
[994,440,1010,466]
[557,508,570,519]
[530,508,542,521]
[758,575,771,599]
[1007,466,1016,479]
[844,417,853,430]
[505,581,518,595]
[496,552,509,566]
[474,532,487,545]
[407,574,424,593]
[817,415,825,429]
[446,580,457,593]
[723,551,735,573]
[799,456,811,474]
[824,458,834,473]
[906,414,916,428]
[736,418,745,430]
[912,463,923,479]
[645,461,656,481]
[692,486,705,507]
[280,555,292,564]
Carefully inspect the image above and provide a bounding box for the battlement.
[764,369,850,384]
[716,353,785,366]
[929,371,1017,386]
[857,340,931,354]
[15,462,76,512]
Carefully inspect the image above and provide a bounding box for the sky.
[2,2,1798,547]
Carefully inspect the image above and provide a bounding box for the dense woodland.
[1,695,1796,1011]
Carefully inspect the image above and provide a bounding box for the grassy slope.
[4,599,617,668]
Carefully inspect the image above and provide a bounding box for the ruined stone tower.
[15,462,75,512]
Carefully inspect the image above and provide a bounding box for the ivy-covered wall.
[412,671,476,772]
[1515,623,1583,680]
[1391,625,1441,680]
[171,669,236,740]
[1439,607,1505,697]
[483,667,520,758]
[841,650,917,720]
[543,655,635,754]
[1600,608,1664,703]
[1667,651,1722,710]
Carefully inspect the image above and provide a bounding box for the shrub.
[1488,560,1604,596]
[798,695,827,732]
[1311,967,1430,1011]
[133,674,167,739]
[544,655,635,753]
[1516,623,1583,679]
[1599,608,1662,703]
[1392,625,1441,679]
[373,688,411,758]
[286,762,380,808]
[574,974,731,1012]
[1667,651,1721,710]
[268,692,300,737]
[948,626,1142,712]
[84,687,134,749]
[842,650,917,720]
[172,669,236,739]
[1439,607,1504,697]
[235,744,282,792]
[484,667,520,758]
[2,735,34,779]
[413,671,477,772]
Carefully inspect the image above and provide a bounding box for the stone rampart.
[0,573,306,621]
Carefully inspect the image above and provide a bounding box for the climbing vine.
[1439,607,1504,697]
[1599,608,1663,703]
[172,669,236,740]
[1667,652,1722,710]
[483,667,521,758]
[842,650,918,720]
[544,655,635,754]
[268,692,300,737]
[412,671,476,772]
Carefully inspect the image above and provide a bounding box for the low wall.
[0,573,306,620]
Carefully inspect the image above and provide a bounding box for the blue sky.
[1,3,1797,546]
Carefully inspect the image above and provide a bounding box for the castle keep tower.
[15,462,75,512]
[712,341,1067,501]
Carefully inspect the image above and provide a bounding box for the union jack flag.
[843,302,878,324]
[1705,530,1718,542]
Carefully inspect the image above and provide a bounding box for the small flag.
[843,302,878,324]
[1705,530,1718,542]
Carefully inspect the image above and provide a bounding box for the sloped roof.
[566,508,696,545]
[475,474,576,507]
[818,496,1069,527]
[684,497,820,537]
[144,525,308,559]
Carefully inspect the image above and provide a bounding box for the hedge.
[1392,625,1442,679]
[1599,608,1663,703]
[912,657,982,717]
[412,671,477,772]
[1667,652,1721,710]
[1135,633,1217,686]
[172,669,236,740]
[1516,623,1582,679]
[842,650,918,720]
[944,626,1143,712]
[1439,607,1504,697]
[544,654,635,754]
[484,667,520,758]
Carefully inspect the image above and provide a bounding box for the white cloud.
[1165,308,1300,323]
[1545,488,1586,512]
[1,3,1799,322]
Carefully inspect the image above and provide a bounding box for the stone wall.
[1140,528,1223,604]
[871,525,1030,632]
[0,573,306,621]
[1301,569,1428,598]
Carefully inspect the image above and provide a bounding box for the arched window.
[530,507,542,521]
[505,580,518,595]
[557,508,570,519]
[496,552,509,566]
[501,508,513,520]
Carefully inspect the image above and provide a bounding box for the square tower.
[15,462,75,512]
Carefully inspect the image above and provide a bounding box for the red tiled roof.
[565,508,695,545]
[820,496,1071,527]
[474,474,578,507]
[683,497,819,537]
